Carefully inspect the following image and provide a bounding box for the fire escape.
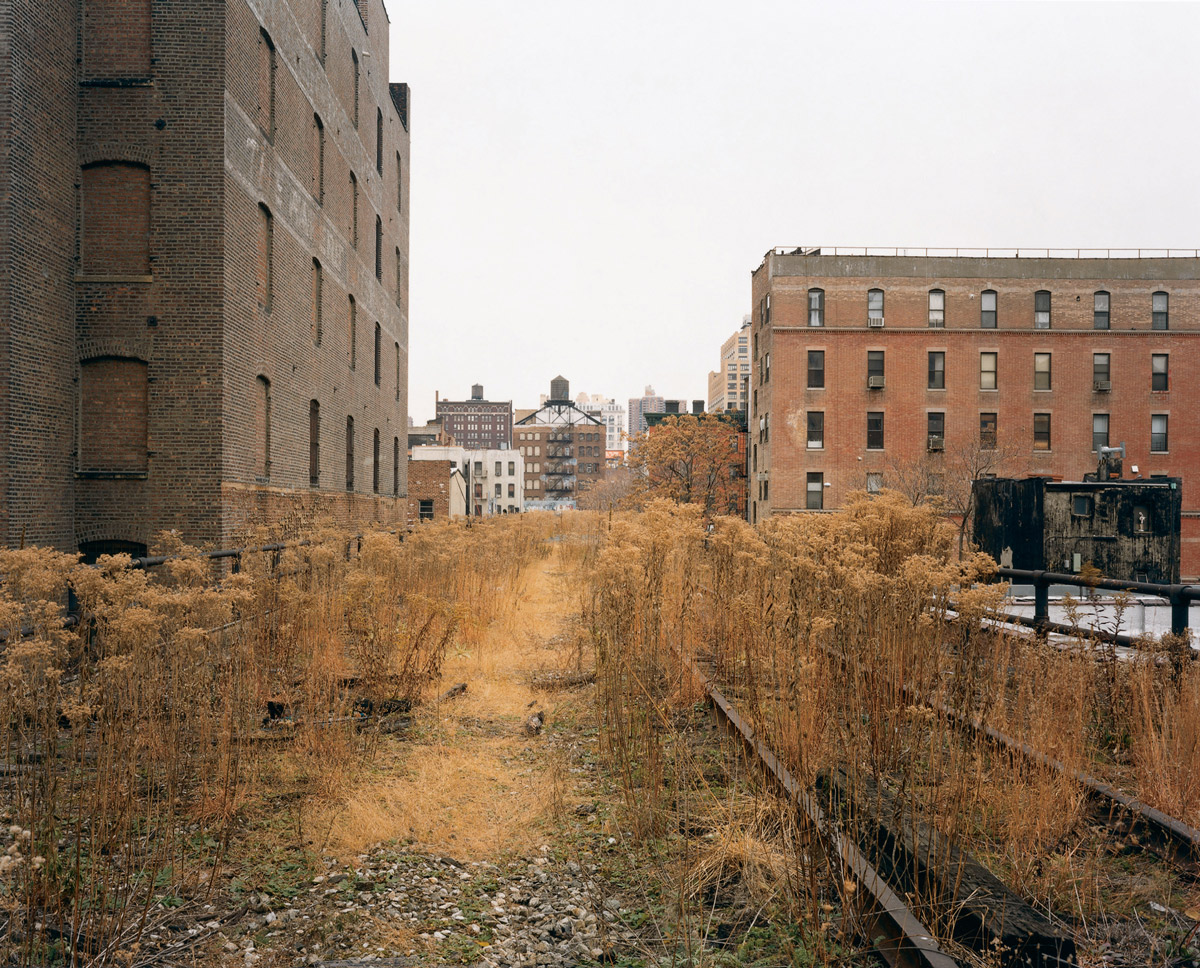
[545,432,576,496]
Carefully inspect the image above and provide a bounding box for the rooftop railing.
[770,246,1200,260]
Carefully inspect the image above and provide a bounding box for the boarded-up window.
[348,295,356,369]
[79,357,148,474]
[393,437,399,496]
[373,428,380,493]
[309,400,320,487]
[313,114,325,202]
[255,376,271,479]
[82,162,150,275]
[345,415,355,491]
[374,322,381,385]
[84,0,150,78]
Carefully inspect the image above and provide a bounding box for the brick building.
[516,377,605,509]
[0,0,410,556]
[748,247,1200,576]
[435,385,513,450]
[405,458,466,526]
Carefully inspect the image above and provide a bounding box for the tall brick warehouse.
[0,0,410,556]
[748,247,1200,577]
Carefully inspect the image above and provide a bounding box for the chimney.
[692,400,704,415]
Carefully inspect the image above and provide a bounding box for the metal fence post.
[1034,572,1050,631]
[1169,586,1190,638]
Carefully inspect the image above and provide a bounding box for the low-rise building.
[410,445,524,516]
[405,459,467,525]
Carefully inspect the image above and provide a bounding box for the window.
[1033,413,1051,451]
[1094,291,1109,330]
[348,296,356,369]
[867,350,885,388]
[255,376,271,479]
[257,204,273,310]
[349,172,359,246]
[373,322,381,385]
[981,290,997,329]
[309,400,320,487]
[1034,290,1051,329]
[1134,506,1151,534]
[79,357,148,474]
[763,352,770,383]
[1034,352,1051,390]
[808,289,825,327]
[397,153,403,212]
[376,109,384,174]
[474,461,482,475]
[508,461,515,475]
[808,350,825,389]
[375,215,382,279]
[319,0,328,62]
[1093,353,1109,388]
[1092,413,1109,452]
[81,161,151,275]
[928,289,945,326]
[419,499,434,522]
[352,50,360,128]
[1073,494,1093,517]
[395,342,401,400]
[806,472,824,510]
[495,461,502,476]
[1152,291,1169,330]
[313,115,325,202]
[927,351,945,389]
[980,412,997,450]
[372,428,380,493]
[1152,354,1169,391]
[807,411,824,449]
[395,247,402,304]
[866,472,883,495]
[867,412,884,450]
[1151,414,1168,452]
[345,416,355,490]
[312,259,323,345]
[508,483,515,498]
[980,352,997,390]
[928,412,945,449]
[258,30,276,140]
[868,288,884,321]
[494,483,501,497]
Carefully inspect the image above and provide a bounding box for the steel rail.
[679,654,960,968]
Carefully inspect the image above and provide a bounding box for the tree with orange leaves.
[625,413,745,517]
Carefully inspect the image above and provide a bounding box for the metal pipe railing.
[994,567,1199,638]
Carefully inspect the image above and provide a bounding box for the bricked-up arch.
[258,30,276,140]
[313,114,325,203]
[84,0,151,78]
[312,259,323,345]
[352,50,360,128]
[348,295,357,369]
[79,539,148,565]
[309,400,320,487]
[79,357,148,475]
[345,416,355,491]
[255,376,271,480]
[81,162,150,275]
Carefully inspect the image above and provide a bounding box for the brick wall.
[749,252,1200,576]
[404,459,454,526]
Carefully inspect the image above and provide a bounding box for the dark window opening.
[374,322,381,386]
[928,351,945,389]
[1152,354,1169,392]
[980,412,997,450]
[373,428,380,493]
[806,472,823,510]
[1152,291,1169,330]
[1034,290,1051,329]
[1033,413,1051,451]
[419,499,434,522]
[807,411,823,449]
[1073,494,1093,517]
[808,350,825,388]
[345,415,355,491]
[867,411,884,450]
[1094,291,1109,329]
[309,400,320,487]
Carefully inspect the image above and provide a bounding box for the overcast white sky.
[391,1,1200,425]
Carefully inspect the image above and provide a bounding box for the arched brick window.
[376,109,384,174]
[348,295,356,369]
[81,162,150,275]
[393,436,399,497]
[79,539,148,565]
[84,0,150,78]
[372,428,380,493]
[258,30,276,139]
[79,357,148,475]
[257,203,273,310]
[374,215,382,280]
[395,246,402,305]
[373,321,381,386]
[349,172,358,246]
[312,259,323,345]
[255,375,271,480]
[394,341,400,401]
[309,400,320,487]
[313,114,325,203]
[352,50,360,128]
[345,415,355,491]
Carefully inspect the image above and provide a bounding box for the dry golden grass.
[315,541,590,862]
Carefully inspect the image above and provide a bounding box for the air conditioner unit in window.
[928,318,945,328]
[867,316,885,328]
[867,376,885,389]
[1093,380,1112,392]
[927,435,945,452]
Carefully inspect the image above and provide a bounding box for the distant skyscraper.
[707,316,752,412]
[575,393,627,452]
[627,385,665,439]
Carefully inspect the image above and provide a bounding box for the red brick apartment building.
[747,247,1200,577]
[0,0,410,556]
